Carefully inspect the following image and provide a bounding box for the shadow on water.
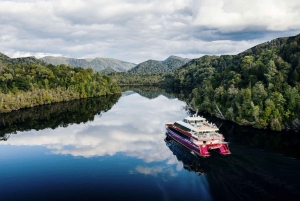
[196,113,300,159]
[165,132,300,201]
[0,94,121,139]
[206,144,300,201]
[164,135,211,176]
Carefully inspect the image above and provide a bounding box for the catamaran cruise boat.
[165,115,230,157]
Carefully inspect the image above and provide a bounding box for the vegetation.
[100,67,117,75]
[0,54,121,113]
[2,33,300,131]
[164,34,300,131]
[128,56,190,74]
[0,94,120,137]
[106,56,190,85]
[110,72,165,85]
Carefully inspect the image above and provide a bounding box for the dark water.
[1,87,300,201]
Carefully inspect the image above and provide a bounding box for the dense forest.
[0,53,121,113]
[109,72,164,85]
[164,34,300,131]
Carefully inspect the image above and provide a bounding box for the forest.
[0,54,121,113]
[1,33,300,131]
[109,72,164,85]
[110,34,300,131]
[163,34,300,131]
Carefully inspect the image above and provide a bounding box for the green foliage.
[109,72,165,86]
[164,34,300,131]
[0,55,121,113]
[128,56,190,74]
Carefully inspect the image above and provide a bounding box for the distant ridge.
[0,52,46,66]
[128,55,191,74]
[40,56,136,72]
[99,67,117,74]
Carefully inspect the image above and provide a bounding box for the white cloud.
[193,0,300,32]
[0,0,300,63]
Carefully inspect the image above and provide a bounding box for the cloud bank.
[1,0,300,63]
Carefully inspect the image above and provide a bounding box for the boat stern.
[219,143,230,155]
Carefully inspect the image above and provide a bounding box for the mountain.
[164,35,294,87]
[162,55,191,70]
[0,52,46,66]
[40,56,136,72]
[128,55,191,74]
[99,67,117,74]
[164,33,300,131]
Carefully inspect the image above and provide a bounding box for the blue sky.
[1,0,300,63]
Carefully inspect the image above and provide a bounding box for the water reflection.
[0,94,121,138]
[121,85,192,102]
[165,136,211,176]
[198,114,300,159]
[1,87,300,201]
[1,91,187,167]
[0,134,10,141]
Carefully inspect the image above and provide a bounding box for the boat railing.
[193,132,224,140]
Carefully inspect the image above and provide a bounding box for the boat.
[165,115,230,157]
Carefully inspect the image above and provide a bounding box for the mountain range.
[0,52,46,67]
[39,56,136,72]
[1,53,191,74]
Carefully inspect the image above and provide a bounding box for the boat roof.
[184,116,206,121]
[176,120,219,133]
[175,121,197,132]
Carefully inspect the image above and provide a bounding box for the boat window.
[176,131,189,139]
[169,127,189,139]
[174,122,191,132]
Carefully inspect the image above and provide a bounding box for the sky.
[1,0,300,63]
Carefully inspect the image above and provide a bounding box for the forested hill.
[40,56,136,72]
[0,53,121,113]
[164,34,300,131]
[99,67,117,74]
[0,52,46,67]
[128,55,190,74]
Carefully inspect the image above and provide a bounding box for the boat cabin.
[182,116,218,130]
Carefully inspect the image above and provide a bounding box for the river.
[1,87,300,201]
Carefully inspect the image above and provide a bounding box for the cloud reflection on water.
[2,93,187,169]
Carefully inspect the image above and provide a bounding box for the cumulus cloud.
[0,0,300,63]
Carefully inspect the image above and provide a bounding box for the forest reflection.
[120,85,192,102]
[0,94,121,138]
[1,86,300,159]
